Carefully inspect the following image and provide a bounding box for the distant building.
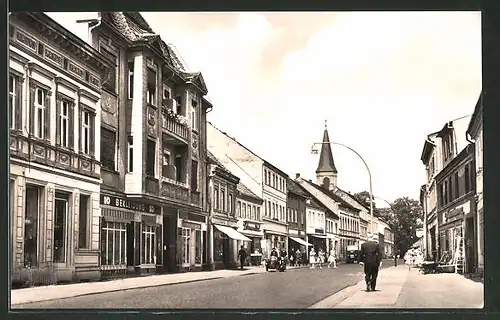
[286,178,309,254]
[466,92,483,275]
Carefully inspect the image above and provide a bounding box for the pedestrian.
[238,245,247,270]
[296,248,302,266]
[289,249,295,267]
[359,234,383,292]
[328,248,337,268]
[309,248,316,269]
[318,249,325,269]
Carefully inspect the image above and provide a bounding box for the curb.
[308,265,401,309]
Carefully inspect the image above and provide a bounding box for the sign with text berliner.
[100,195,161,214]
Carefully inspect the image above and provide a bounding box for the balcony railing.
[160,177,190,202]
[161,114,189,141]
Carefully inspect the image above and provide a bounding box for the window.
[127,136,134,173]
[145,139,156,177]
[191,160,198,191]
[78,194,90,249]
[54,193,69,264]
[252,205,257,220]
[9,74,21,130]
[163,86,170,100]
[228,194,233,215]
[243,203,247,218]
[101,221,127,266]
[257,207,261,220]
[175,154,184,182]
[147,69,156,106]
[214,187,219,210]
[237,201,241,217]
[191,100,197,130]
[178,227,191,265]
[447,177,452,203]
[195,229,202,264]
[58,100,71,147]
[248,205,252,219]
[264,170,267,185]
[81,108,94,155]
[465,164,471,193]
[267,172,271,186]
[175,96,182,115]
[34,88,47,139]
[128,62,134,99]
[454,172,459,200]
[142,225,156,265]
[100,47,117,93]
[221,189,226,212]
[100,127,116,171]
[24,186,39,267]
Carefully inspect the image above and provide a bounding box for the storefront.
[288,233,311,263]
[212,217,248,269]
[99,194,162,277]
[262,219,288,257]
[326,233,338,256]
[308,233,327,254]
[177,210,206,272]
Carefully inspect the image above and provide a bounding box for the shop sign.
[315,228,324,234]
[445,206,464,221]
[212,217,237,228]
[100,195,161,214]
[244,221,261,232]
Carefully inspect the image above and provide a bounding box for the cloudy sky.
[47,11,481,204]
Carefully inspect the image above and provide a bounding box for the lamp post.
[207,164,217,271]
[311,141,375,236]
[372,196,398,267]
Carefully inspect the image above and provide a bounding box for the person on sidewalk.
[309,248,317,269]
[238,246,247,270]
[318,249,325,269]
[328,248,337,268]
[359,234,383,292]
[296,248,302,266]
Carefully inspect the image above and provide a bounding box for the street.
[13,262,392,309]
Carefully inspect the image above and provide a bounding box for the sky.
[46,11,482,204]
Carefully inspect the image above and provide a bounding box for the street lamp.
[311,141,375,236]
[372,196,398,267]
[207,164,217,271]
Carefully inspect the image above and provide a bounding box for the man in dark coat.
[238,245,247,270]
[359,234,383,292]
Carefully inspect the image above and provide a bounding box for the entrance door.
[222,238,230,268]
[465,217,477,273]
[54,195,69,265]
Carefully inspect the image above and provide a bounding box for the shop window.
[100,221,127,266]
[78,194,90,249]
[54,192,70,264]
[178,227,191,266]
[101,127,116,171]
[146,139,156,177]
[24,186,39,268]
[214,229,224,262]
[195,229,202,264]
[142,225,156,265]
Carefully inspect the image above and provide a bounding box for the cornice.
[55,76,80,92]
[28,61,56,80]
[9,49,29,66]
[79,88,100,102]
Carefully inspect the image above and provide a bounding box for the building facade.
[305,198,328,255]
[9,12,112,284]
[235,181,264,263]
[87,12,210,274]
[466,93,483,275]
[286,178,309,255]
[206,151,241,269]
[379,220,394,258]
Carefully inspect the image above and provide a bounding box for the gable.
[194,73,208,94]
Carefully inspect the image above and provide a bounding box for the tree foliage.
[353,192,423,256]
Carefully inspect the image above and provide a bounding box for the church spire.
[316,122,338,174]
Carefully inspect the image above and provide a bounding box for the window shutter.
[55,96,61,146]
[29,83,35,135]
[90,112,95,155]
[15,78,22,130]
[44,92,51,140]
[68,102,74,150]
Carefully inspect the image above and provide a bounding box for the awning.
[289,237,312,247]
[311,234,327,239]
[214,224,251,241]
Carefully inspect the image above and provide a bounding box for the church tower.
[316,120,338,190]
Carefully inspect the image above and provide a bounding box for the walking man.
[238,245,247,270]
[359,234,383,292]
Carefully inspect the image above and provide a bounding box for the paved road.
[15,262,393,309]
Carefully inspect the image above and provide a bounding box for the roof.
[302,180,360,212]
[237,182,263,202]
[207,150,232,176]
[466,91,483,138]
[420,132,439,164]
[316,124,337,174]
[208,121,288,179]
[287,178,308,198]
[337,187,370,211]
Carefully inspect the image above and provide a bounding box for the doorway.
[222,237,230,268]
[465,217,477,273]
[54,194,69,265]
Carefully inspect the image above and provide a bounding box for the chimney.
[309,179,312,183]
[295,173,300,179]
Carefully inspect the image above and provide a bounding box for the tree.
[388,197,424,256]
[352,191,382,217]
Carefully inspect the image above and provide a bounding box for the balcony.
[160,177,190,203]
[161,112,189,142]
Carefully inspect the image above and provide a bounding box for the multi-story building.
[304,197,328,254]
[206,151,241,269]
[379,220,394,258]
[9,12,113,284]
[83,12,210,274]
[286,178,309,254]
[235,181,264,261]
[207,122,289,257]
[466,92,483,275]
[429,116,477,273]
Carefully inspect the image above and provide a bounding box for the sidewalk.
[310,264,484,309]
[10,265,306,306]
